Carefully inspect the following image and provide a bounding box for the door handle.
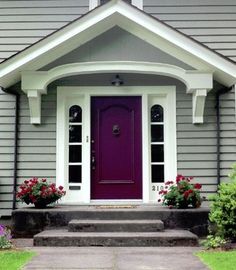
[92,156,96,170]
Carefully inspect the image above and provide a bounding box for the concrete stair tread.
[34,229,198,247]
[68,219,164,232]
[35,229,197,238]
[69,219,164,224]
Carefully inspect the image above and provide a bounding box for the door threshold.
[90,200,143,205]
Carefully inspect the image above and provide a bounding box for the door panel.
[91,96,142,199]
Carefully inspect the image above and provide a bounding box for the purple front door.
[91,97,142,199]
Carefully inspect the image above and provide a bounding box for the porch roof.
[0,0,235,89]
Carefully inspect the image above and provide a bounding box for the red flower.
[184,190,189,198]
[58,186,64,191]
[168,205,173,209]
[176,174,184,183]
[194,183,202,190]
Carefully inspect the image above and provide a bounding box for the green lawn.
[0,250,36,270]
[197,250,236,270]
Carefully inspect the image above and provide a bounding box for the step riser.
[12,208,209,237]
[34,237,198,247]
[68,223,164,232]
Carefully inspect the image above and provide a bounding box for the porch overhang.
[21,61,213,124]
[0,0,235,89]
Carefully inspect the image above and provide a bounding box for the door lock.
[91,156,96,170]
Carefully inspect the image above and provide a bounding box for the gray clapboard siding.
[219,88,236,181]
[18,132,56,139]
[0,186,13,193]
[0,0,89,62]
[144,0,236,5]
[177,131,216,138]
[143,0,236,62]
[18,162,56,170]
[0,89,15,216]
[0,178,14,185]
[176,88,219,192]
[18,154,56,162]
[16,90,57,192]
[17,170,56,177]
[178,153,217,161]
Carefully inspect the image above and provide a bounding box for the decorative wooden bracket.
[192,89,207,124]
[27,90,41,124]
[21,62,213,125]
[27,90,46,124]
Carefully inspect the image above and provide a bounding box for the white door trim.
[57,86,176,204]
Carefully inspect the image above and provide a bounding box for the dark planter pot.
[34,202,48,209]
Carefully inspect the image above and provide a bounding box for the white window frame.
[57,86,176,204]
[89,0,143,10]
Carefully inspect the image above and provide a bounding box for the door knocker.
[112,124,120,136]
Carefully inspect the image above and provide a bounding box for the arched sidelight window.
[68,105,82,184]
[150,105,164,183]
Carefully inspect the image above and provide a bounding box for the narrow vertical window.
[150,105,164,183]
[68,105,82,184]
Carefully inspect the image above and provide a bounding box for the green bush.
[207,164,236,245]
[202,235,226,249]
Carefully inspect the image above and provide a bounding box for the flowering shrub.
[158,175,202,209]
[0,225,12,249]
[16,178,66,208]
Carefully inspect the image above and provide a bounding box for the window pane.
[69,145,82,163]
[152,165,164,183]
[151,145,164,162]
[69,125,82,142]
[69,105,82,123]
[69,165,81,183]
[151,125,164,142]
[151,105,163,122]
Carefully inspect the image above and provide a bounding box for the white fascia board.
[115,5,236,84]
[0,0,235,88]
[0,2,119,87]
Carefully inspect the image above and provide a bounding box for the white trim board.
[56,86,177,204]
[89,0,143,10]
[22,61,212,124]
[0,0,235,88]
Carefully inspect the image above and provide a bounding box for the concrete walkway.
[14,240,208,270]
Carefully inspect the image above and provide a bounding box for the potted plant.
[159,175,202,209]
[16,178,66,208]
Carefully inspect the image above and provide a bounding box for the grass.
[197,250,236,270]
[0,250,36,270]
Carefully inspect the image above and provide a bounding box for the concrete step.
[12,206,209,237]
[68,219,164,232]
[34,229,198,247]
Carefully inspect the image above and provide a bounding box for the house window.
[68,105,82,184]
[89,0,143,10]
[150,105,164,183]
